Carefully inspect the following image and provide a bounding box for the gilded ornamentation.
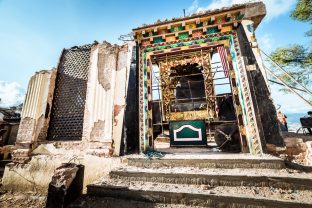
[170,110,208,121]
[201,51,216,118]
[159,50,215,121]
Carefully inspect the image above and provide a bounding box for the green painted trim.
[143,34,232,52]
[178,32,189,40]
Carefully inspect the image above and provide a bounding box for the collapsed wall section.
[5,42,135,193]
[14,70,56,163]
[12,41,135,163]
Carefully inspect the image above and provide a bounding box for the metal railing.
[261,49,312,107]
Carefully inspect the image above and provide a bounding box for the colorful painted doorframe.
[137,29,264,154]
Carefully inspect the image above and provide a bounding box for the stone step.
[125,154,285,169]
[69,196,203,208]
[87,179,312,208]
[109,167,312,190]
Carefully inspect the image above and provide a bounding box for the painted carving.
[173,125,202,141]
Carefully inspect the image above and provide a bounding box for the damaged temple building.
[2,2,312,207]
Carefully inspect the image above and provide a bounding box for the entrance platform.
[70,153,312,208]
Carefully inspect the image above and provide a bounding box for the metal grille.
[47,44,92,141]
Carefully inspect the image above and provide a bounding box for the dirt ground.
[0,193,46,208]
[0,180,46,208]
[0,181,198,208]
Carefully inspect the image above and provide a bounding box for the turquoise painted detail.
[170,25,184,33]
[176,126,199,139]
[210,37,221,41]
[178,32,189,39]
[157,45,167,50]
[170,43,181,48]
[229,36,252,154]
[144,35,232,52]
[206,27,218,35]
[169,120,207,146]
[182,41,196,46]
[154,37,164,43]
[247,24,254,33]
[196,39,206,44]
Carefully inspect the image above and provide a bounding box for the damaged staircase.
[74,154,312,208]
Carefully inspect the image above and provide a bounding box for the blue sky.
[0,0,310,114]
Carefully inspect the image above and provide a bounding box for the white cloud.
[186,0,199,15]
[0,81,25,108]
[270,86,311,114]
[261,0,296,21]
[258,33,274,52]
[188,0,296,21]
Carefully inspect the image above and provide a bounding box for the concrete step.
[109,167,312,190]
[125,154,285,169]
[69,196,203,208]
[87,179,312,208]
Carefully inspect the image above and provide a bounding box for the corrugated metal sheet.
[82,42,134,155]
[22,71,52,119]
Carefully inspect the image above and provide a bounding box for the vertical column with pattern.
[146,58,153,148]
[227,47,249,153]
[202,52,215,118]
[138,49,145,151]
[230,34,263,154]
[159,62,171,121]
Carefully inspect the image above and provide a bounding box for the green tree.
[291,0,312,36]
[270,0,312,91]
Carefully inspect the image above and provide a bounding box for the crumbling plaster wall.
[82,42,134,156]
[4,42,134,193]
[2,144,121,193]
[12,42,133,162]
[13,70,56,162]
[113,43,135,155]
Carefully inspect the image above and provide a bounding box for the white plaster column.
[112,42,134,155]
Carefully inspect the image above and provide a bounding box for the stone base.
[86,141,114,157]
[267,133,312,166]
[2,149,121,194]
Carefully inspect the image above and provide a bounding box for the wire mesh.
[47,44,92,141]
